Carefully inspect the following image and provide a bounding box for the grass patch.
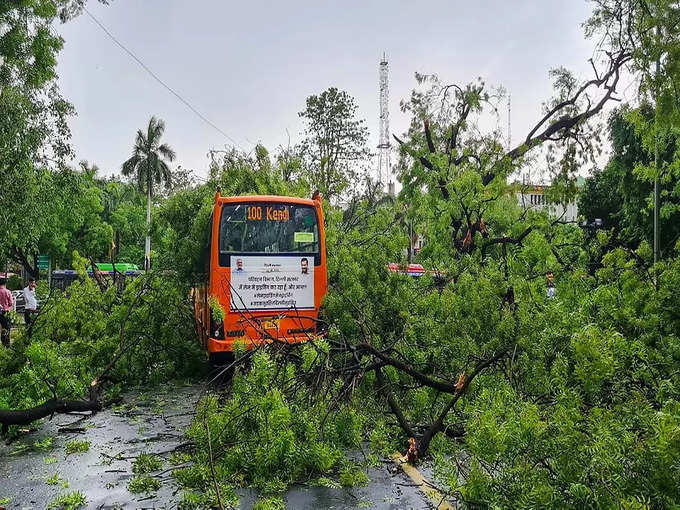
[128,474,161,494]
[46,473,62,485]
[65,439,90,455]
[132,452,163,474]
[44,456,58,464]
[34,436,55,450]
[47,491,86,510]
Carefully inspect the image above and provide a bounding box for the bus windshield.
[219,202,319,264]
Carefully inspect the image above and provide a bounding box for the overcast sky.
[55,1,632,181]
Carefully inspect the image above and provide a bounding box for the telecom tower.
[378,52,392,193]
[507,92,512,151]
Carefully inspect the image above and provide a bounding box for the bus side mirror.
[312,190,322,202]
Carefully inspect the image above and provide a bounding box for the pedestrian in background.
[23,277,38,337]
[0,278,13,347]
[546,272,556,299]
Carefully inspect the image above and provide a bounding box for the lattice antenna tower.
[378,52,391,191]
[507,92,511,151]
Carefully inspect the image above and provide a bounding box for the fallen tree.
[0,261,205,436]
[0,395,101,435]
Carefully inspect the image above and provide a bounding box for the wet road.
[0,384,432,509]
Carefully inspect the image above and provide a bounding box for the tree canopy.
[2,1,680,508]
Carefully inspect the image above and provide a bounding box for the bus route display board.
[230,255,315,311]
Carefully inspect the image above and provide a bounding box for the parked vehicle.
[51,263,142,291]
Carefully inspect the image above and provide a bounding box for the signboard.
[37,255,49,270]
[230,255,314,311]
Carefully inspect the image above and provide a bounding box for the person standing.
[0,278,13,347]
[23,277,38,336]
[546,272,556,299]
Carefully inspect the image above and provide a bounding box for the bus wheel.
[208,351,235,367]
[209,352,236,382]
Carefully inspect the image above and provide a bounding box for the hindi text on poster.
[230,255,315,311]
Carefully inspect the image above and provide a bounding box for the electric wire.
[83,7,245,151]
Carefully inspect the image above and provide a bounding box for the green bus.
[51,263,142,291]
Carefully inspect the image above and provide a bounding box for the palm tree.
[121,116,176,270]
[78,160,100,179]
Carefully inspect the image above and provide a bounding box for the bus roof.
[217,195,318,207]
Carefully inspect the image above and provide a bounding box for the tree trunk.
[10,247,39,280]
[145,183,151,271]
[0,397,101,434]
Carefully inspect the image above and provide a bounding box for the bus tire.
[208,351,235,367]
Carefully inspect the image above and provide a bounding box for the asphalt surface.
[0,384,432,509]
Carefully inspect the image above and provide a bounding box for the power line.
[83,7,245,150]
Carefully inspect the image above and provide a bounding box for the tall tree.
[121,116,176,270]
[298,88,371,201]
[586,0,680,260]
[0,1,76,277]
[580,105,680,256]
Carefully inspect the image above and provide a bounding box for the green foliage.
[64,440,90,455]
[579,106,680,257]
[208,295,225,323]
[253,496,285,510]
[47,491,86,510]
[46,472,62,485]
[183,351,369,493]
[169,452,191,466]
[338,466,369,488]
[298,87,371,200]
[132,453,163,474]
[0,1,76,270]
[127,474,161,494]
[33,436,54,451]
[178,486,239,510]
[0,269,206,436]
[121,116,176,196]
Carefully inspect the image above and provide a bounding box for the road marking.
[391,452,455,509]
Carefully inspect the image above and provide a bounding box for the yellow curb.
[391,452,454,509]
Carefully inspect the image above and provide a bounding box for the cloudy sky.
[55,1,633,181]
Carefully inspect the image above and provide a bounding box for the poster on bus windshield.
[230,255,315,311]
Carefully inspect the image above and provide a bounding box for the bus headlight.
[210,316,224,340]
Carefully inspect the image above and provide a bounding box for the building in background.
[513,176,584,223]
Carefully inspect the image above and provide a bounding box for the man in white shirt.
[23,278,38,335]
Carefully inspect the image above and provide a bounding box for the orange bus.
[193,189,328,363]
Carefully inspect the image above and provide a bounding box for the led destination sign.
[246,205,290,221]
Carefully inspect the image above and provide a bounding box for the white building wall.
[516,191,579,223]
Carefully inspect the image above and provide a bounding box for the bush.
[184,350,370,493]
